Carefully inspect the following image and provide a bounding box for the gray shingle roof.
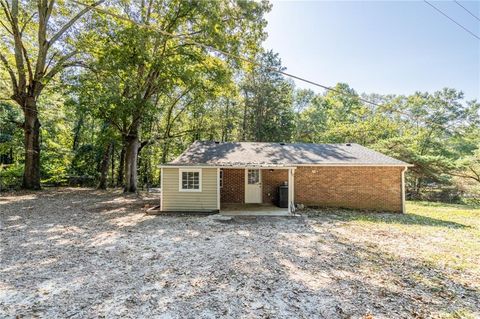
[167,141,410,167]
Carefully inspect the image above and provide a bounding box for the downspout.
[217,168,221,212]
[401,166,408,214]
[291,168,296,214]
[160,167,164,211]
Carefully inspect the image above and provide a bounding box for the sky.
[264,0,480,101]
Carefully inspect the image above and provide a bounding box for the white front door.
[245,169,262,203]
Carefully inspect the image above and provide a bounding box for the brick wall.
[262,169,288,204]
[294,166,403,212]
[220,166,403,212]
[220,168,289,205]
[220,169,244,203]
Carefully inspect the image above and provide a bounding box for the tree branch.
[9,0,27,93]
[468,166,480,182]
[19,12,36,34]
[0,51,19,94]
[449,171,480,183]
[43,50,78,80]
[141,129,196,148]
[0,18,13,35]
[0,0,13,26]
[49,0,105,47]
[21,43,33,83]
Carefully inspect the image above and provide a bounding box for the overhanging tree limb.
[10,0,27,94]
[49,0,105,47]
[44,50,79,79]
[0,51,19,93]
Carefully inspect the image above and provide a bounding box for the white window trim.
[179,168,202,192]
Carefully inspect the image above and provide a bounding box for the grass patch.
[325,201,480,274]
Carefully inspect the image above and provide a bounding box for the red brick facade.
[220,169,289,205]
[262,169,288,204]
[294,166,403,212]
[220,169,244,203]
[220,166,403,212]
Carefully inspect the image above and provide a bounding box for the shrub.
[0,163,23,191]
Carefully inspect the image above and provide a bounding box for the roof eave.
[159,163,413,168]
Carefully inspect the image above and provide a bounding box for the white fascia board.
[160,163,413,168]
[159,165,298,169]
[293,163,414,167]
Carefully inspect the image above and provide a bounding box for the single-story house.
[159,141,412,214]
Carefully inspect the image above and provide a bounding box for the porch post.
[217,168,221,211]
[291,168,295,212]
[160,167,163,211]
[288,168,294,214]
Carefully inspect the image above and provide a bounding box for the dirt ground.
[1,188,479,318]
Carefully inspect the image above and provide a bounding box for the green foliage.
[0,163,23,190]
[0,103,22,162]
[69,144,100,178]
[0,0,478,200]
[241,50,295,142]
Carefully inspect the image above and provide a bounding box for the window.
[179,169,202,192]
[219,169,224,188]
[247,169,260,184]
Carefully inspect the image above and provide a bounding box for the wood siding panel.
[162,168,218,211]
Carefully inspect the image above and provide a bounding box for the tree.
[241,50,294,142]
[0,0,102,189]
[375,89,480,198]
[452,149,480,183]
[74,0,269,192]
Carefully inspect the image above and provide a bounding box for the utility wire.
[70,0,476,131]
[454,0,480,22]
[69,0,383,108]
[424,0,480,40]
[6,0,447,127]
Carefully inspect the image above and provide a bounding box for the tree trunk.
[72,116,84,151]
[124,131,140,193]
[161,141,169,164]
[98,142,112,190]
[242,93,248,141]
[22,98,41,190]
[111,143,115,183]
[117,142,126,187]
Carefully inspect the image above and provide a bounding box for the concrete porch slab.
[220,203,290,216]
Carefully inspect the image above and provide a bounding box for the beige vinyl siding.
[162,168,218,211]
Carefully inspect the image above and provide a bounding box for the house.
[159,141,412,214]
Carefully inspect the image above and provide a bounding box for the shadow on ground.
[0,188,478,318]
[303,207,472,229]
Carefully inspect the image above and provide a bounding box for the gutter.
[159,163,414,168]
[401,166,409,214]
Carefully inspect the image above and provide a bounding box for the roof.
[165,141,411,167]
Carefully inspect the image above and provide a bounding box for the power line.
[454,0,480,22]
[6,0,452,128]
[64,0,467,130]
[71,0,464,131]
[69,0,382,108]
[424,0,480,40]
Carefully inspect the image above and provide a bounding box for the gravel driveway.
[1,189,478,318]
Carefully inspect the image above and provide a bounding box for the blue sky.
[264,1,480,101]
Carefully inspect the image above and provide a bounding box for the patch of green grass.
[333,201,480,273]
[438,309,478,319]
